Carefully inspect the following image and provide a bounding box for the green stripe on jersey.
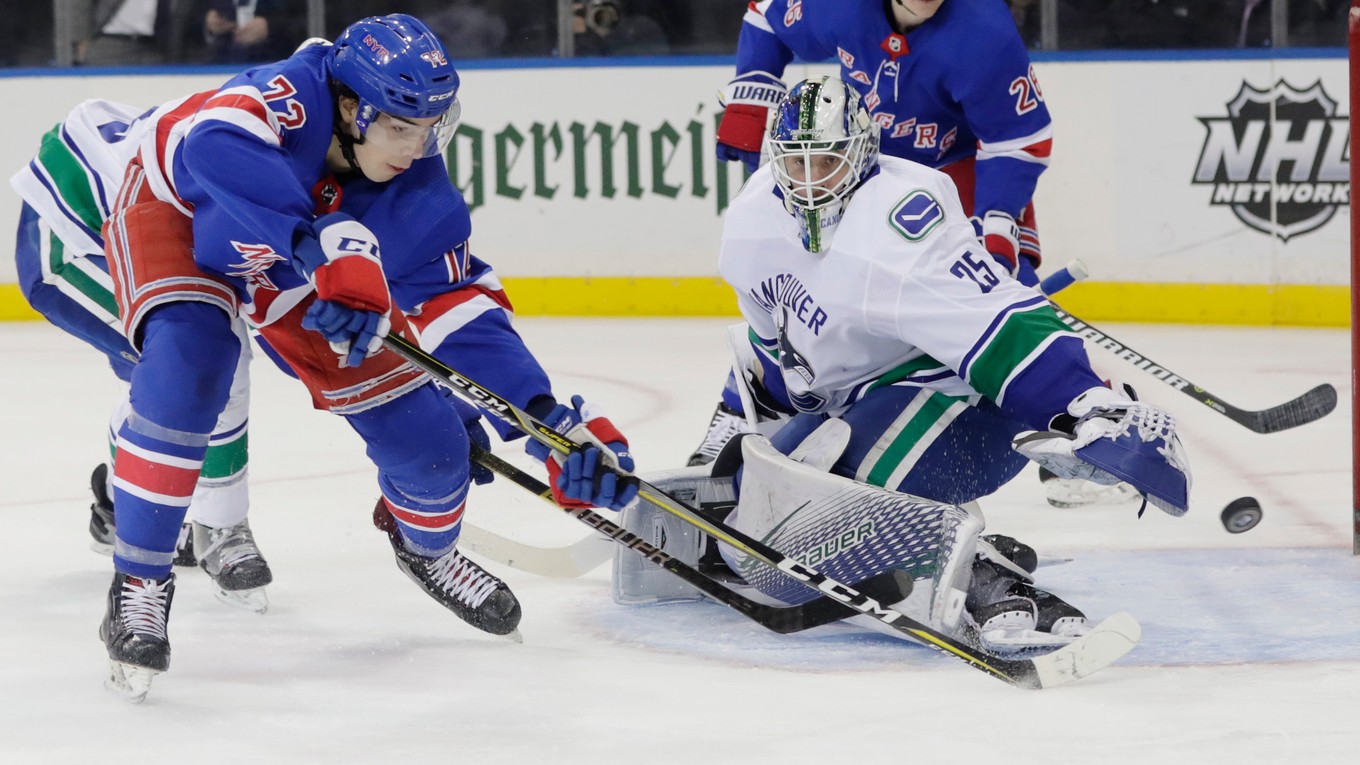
[866,354,949,392]
[966,305,1071,401]
[47,233,119,317]
[35,125,104,233]
[201,431,249,480]
[865,391,966,488]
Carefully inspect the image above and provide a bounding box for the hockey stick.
[1039,262,1337,434]
[459,520,614,579]
[462,266,1090,581]
[466,444,899,634]
[384,334,1139,688]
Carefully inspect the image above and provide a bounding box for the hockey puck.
[1220,497,1263,533]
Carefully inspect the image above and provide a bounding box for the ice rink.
[1,317,1356,764]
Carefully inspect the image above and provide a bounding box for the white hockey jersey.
[720,155,1080,423]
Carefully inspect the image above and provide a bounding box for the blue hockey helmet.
[329,14,460,157]
[767,77,880,252]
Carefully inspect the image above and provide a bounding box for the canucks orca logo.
[1192,80,1350,241]
[776,308,826,411]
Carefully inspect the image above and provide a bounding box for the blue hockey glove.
[301,299,390,369]
[525,395,638,511]
[1012,386,1191,517]
[294,213,391,368]
[979,211,1039,287]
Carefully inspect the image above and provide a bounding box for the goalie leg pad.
[723,424,983,636]
[612,465,738,606]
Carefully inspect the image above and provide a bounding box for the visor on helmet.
[356,100,461,159]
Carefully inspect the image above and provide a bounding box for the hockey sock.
[348,384,470,557]
[112,304,240,579]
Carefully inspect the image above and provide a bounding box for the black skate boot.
[99,571,176,703]
[687,402,751,466]
[89,464,117,553]
[373,501,522,637]
[194,520,273,613]
[967,559,1089,643]
[89,464,198,566]
[979,533,1038,575]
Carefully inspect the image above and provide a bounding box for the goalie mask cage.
[1351,1,1360,555]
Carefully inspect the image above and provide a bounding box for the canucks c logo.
[1192,80,1349,241]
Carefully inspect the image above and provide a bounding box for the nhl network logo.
[1192,80,1349,241]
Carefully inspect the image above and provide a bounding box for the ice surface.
[1,318,1355,764]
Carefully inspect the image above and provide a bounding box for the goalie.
[616,77,1190,653]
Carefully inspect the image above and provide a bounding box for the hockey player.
[11,101,273,613]
[94,14,635,701]
[620,77,1189,653]
[691,0,1131,509]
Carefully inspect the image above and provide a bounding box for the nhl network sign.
[1192,80,1349,241]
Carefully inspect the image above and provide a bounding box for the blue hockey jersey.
[735,0,1051,219]
[131,44,553,413]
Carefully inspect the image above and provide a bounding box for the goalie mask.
[768,77,880,253]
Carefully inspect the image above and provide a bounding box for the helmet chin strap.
[332,96,371,180]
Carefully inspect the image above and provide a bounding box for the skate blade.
[502,629,523,644]
[105,660,158,704]
[90,540,113,557]
[213,585,268,614]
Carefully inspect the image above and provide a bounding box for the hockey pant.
[769,384,1030,506]
[14,202,252,531]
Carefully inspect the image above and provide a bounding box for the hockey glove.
[716,72,787,173]
[1012,385,1191,517]
[979,210,1039,287]
[525,395,638,511]
[294,212,392,368]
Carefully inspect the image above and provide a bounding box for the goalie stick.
[1040,261,1336,434]
[456,266,1088,581]
[385,334,1140,689]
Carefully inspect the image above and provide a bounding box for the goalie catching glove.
[294,212,392,368]
[526,395,638,511]
[1012,385,1191,516]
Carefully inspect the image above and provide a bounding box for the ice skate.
[99,571,175,703]
[89,464,197,566]
[686,402,751,466]
[966,558,1089,656]
[194,520,272,614]
[373,501,522,639]
[1038,466,1142,509]
[89,463,116,554]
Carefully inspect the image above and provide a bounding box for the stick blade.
[1026,612,1141,690]
[1245,383,1337,434]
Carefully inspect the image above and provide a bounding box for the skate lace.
[695,408,749,459]
[1097,405,1176,444]
[120,578,171,639]
[427,550,500,608]
[200,523,261,570]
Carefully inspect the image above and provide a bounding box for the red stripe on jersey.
[1022,138,1053,160]
[150,90,215,210]
[202,92,277,136]
[411,284,513,334]
[385,498,466,530]
[116,449,202,499]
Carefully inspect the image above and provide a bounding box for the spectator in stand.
[505,0,669,57]
[73,0,199,65]
[204,0,309,64]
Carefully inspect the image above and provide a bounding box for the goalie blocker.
[615,420,1097,655]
